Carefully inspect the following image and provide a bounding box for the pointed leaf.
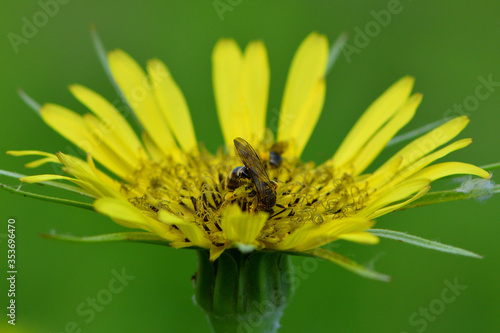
[41,231,172,246]
[303,248,391,282]
[18,88,42,115]
[90,25,141,130]
[480,162,500,172]
[369,228,482,258]
[387,117,453,146]
[1,183,93,211]
[326,32,348,75]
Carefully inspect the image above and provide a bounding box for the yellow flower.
[8,32,489,275]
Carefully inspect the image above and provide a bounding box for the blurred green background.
[1,1,499,332]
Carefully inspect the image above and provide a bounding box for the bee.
[269,151,282,168]
[227,137,277,210]
[268,142,287,168]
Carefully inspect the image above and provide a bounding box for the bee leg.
[249,197,260,213]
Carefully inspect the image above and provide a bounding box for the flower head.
[9,32,489,276]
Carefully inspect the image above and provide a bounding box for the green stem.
[206,311,285,333]
[195,250,294,333]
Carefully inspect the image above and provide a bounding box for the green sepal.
[213,251,239,314]
[195,250,295,333]
[195,250,216,313]
[239,251,294,313]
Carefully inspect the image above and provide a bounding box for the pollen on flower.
[10,33,490,271]
[119,142,371,249]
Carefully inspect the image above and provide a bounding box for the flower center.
[122,147,371,244]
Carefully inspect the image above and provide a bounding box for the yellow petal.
[212,40,270,148]
[40,103,132,179]
[378,116,470,174]
[351,93,422,175]
[147,59,197,152]
[141,132,163,162]
[69,84,143,158]
[332,76,415,166]
[39,103,87,145]
[272,217,373,251]
[82,113,137,169]
[363,156,403,188]
[95,198,180,241]
[169,241,192,249]
[94,197,150,228]
[220,205,268,248]
[210,245,227,262]
[107,49,177,155]
[361,179,430,217]
[21,174,72,183]
[337,232,380,244]
[367,186,430,219]
[158,210,212,248]
[7,150,60,168]
[378,139,473,189]
[6,150,57,158]
[24,157,58,168]
[287,79,326,157]
[212,39,243,148]
[240,41,269,142]
[278,32,328,156]
[295,220,374,251]
[411,162,490,181]
[20,173,99,197]
[20,172,105,199]
[55,153,123,198]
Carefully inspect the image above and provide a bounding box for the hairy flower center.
[122,147,371,243]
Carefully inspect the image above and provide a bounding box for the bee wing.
[233,137,272,196]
